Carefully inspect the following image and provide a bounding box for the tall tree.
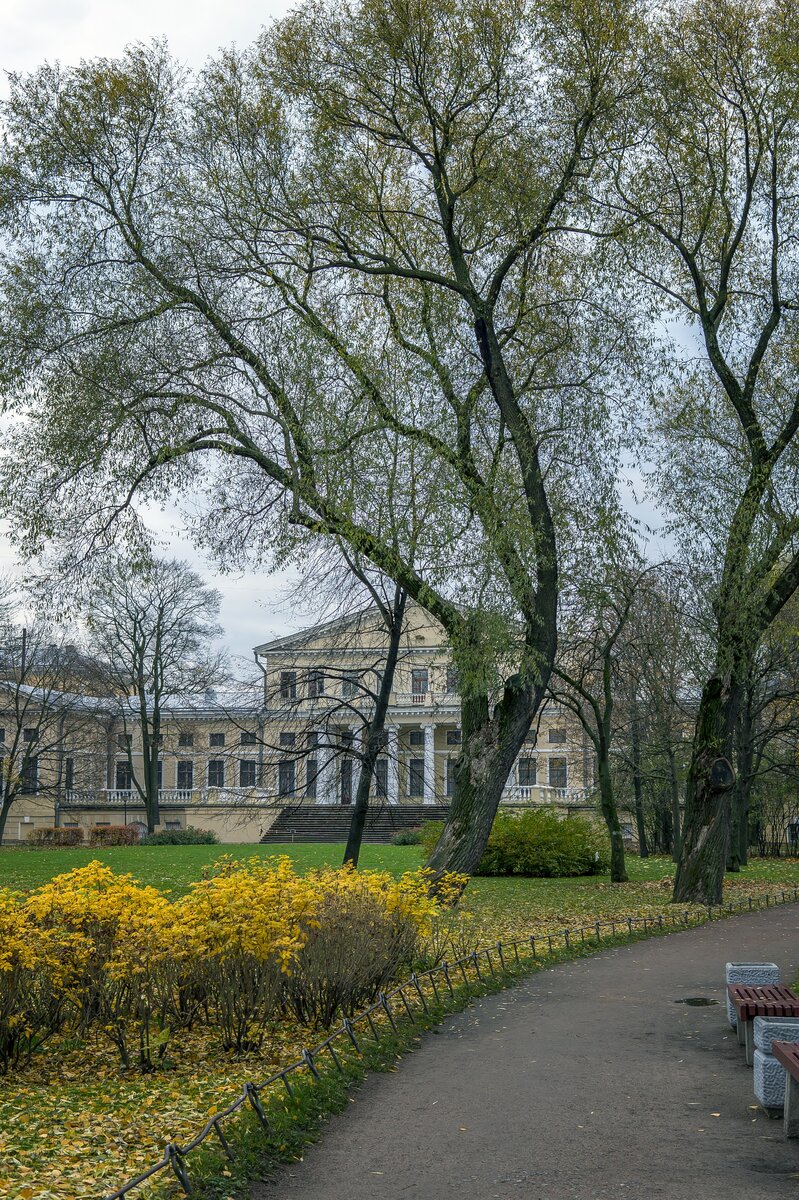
[610,0,799,902]
[84,558,225,832]
[0,1,638,873]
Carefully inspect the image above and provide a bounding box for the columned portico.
[386,726,399,805]
[423,723,436,804]
[317,732,337,804]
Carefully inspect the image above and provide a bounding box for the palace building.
[2,602,596,843]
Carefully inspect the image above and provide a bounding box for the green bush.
[475,808,608,877]
[420,820,444,858]
[390,828,423,846]
[28,826,84,847]
[142,827,220,845]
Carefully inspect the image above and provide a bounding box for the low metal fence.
[104,885,799,1199]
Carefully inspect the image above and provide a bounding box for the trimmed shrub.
[475,808,608,878]
[89,825,140,847]
[142,827,219,845]
[420,819,445,858]
[390,827,423,846]
[28,826,84,847]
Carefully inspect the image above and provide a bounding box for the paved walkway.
[256,905,799,1199]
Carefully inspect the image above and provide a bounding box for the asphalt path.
[255,903,799,1199]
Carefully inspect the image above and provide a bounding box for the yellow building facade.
[2,603,596,843]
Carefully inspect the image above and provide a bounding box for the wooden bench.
[727,984,799,1065]
[772,1042,799,1135]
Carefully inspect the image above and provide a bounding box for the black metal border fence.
[103,886,799,1199]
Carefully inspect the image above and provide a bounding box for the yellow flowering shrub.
[174,856,321,1052]
[0,888,76,1071]
[3,858,468,1072]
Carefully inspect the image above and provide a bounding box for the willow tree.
[610,0,799,903]
[0,0,637,873]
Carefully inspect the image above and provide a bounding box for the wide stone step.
[261,804,449,844]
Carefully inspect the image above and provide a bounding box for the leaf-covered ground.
[2,846,799,1200]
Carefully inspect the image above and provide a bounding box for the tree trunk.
[0,789,14,843]
[597,751,628,883]
[667,745,681,862]
[343,594,406,868]
[673,676,737,904]
[727,704,753,873]
[630,714,649,858]
[426,684,538,875]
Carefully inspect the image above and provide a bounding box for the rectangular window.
[240,730,257,746]
[178,732,194,748]
[446,666,459,693]
[280,732,296,747]
[305,759,318,799]
[280,671,297,700]
[548,728,567,744]
[373,669,384,695]
[0,729,5,745]
[177,760,194,789]
[549,757,568,788]
[524,729,537,744]
[342,670,358,697]
[157,759,163,790]
[446,758,456,797]
[307,731,319,750]
[374,758,388,798]
[408,758,424,797]
[278,760,296,797]
[518,757,537,787]
[117,732,132,751]
[340,759,353,805]
[409,730,424,747]
[20,755,39,794]
[115,760,132,790]
[64,757,74,790]
[208,759,225,788]
[411,668,428,697]
[240,759,257,788]
[307,669,325,698]
[446,729,461,746]
[209,732,225,748]
[164,820,181,831]
[23,727,38,743]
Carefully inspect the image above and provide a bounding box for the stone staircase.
[260,804,449,844]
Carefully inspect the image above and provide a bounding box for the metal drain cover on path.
[674,997,719,1006]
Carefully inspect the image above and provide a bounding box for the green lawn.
[3,843,799,943]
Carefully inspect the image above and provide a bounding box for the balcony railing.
[62,787,279,808]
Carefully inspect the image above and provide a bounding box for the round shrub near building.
[475,809,609,878]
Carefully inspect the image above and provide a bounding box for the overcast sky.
[0,1,670,665]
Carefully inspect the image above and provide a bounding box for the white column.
[317,731,337,805]
[387,726,399,805]
[423,724,436,804]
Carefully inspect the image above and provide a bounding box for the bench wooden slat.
[727,983,799,1022]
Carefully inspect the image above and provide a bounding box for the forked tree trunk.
[673,676,737,904]
[427,684,541,876]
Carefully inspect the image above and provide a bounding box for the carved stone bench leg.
[785,1073,799,1137]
